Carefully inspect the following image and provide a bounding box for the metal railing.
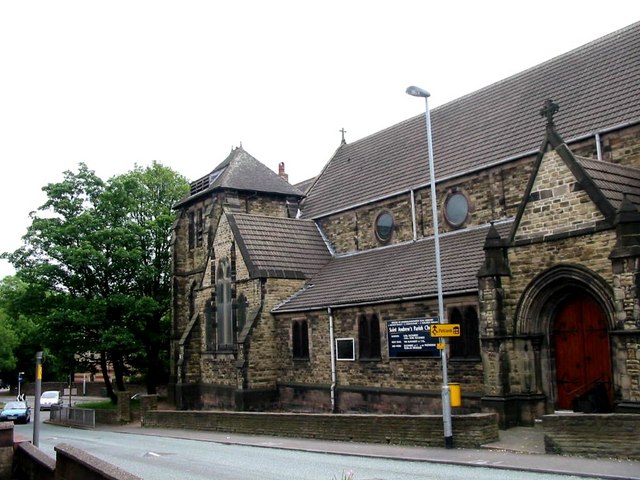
[50,405,95,429]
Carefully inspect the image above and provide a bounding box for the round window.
[375,212,394,242]
[444,192,469,227]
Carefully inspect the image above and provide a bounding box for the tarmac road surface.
[11,420,640,480]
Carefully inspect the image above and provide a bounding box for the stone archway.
[515,264,615,412]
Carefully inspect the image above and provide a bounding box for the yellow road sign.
[430,324,461,337]
[436,342,446,350]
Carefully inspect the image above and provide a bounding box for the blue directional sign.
[387,317,441,358]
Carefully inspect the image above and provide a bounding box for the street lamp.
[406,85,453,449]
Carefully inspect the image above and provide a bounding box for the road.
[11,421,598,480]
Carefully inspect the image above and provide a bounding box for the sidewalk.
[103,422,640,480]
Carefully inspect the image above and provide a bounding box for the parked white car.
[40,390,62,410]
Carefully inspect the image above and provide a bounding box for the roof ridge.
[230,212,315,223]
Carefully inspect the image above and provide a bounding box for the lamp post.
[33,352,43,447]
[406,85,453,449]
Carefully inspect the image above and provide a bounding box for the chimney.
[278,162,289,182]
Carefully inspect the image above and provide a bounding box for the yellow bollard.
[449,383,462,407]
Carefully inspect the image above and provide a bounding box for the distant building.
[170,22,640,427]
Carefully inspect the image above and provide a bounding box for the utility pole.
[33,352,43,446]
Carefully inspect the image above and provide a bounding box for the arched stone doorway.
[552,294,613,411]
[515,264,615,413]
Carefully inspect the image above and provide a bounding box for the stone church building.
[170,22,640,427]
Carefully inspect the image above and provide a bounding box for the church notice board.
[387,317,440,358]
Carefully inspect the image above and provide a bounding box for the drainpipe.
[410,190,417,241]
[595,133,603,161]
[328,307,337,413]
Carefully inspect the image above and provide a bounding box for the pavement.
[102,421,640,480]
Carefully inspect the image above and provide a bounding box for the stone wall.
[514,151,606,242]
[274,300,484,413]
[543,413,640,460]
[54,443,142,480]
[604,123,640,167]
[170,121,640,416]
[317,155,535,256]
[0,423,12,480]
[13,442,55,480]
[507,233,617,332]
[142,410,499,448]
[10,423,140,480]
[614,333,640,404]
[277,383,483,415]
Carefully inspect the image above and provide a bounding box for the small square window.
[336,338,355,361]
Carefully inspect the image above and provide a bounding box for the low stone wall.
[6,421,141,480]
[74,391,134,425]
[12,441,142,480]
[0,423,13,480]
[543,413,640,460]
[14,442,55,480]
[142,410,499,448]
[94,409,119,425]
[54,443,141,480]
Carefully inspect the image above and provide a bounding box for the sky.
[0,1,637,279]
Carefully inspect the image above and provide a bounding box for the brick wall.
[142,410,499,448]
[543,413,640,460]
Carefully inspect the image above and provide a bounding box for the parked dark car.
[0,401,31,424]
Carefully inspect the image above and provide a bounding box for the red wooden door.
[553,296,612,411]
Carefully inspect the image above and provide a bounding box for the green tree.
[3,162,188,400]
[0,276,65,385]
[100,162,189,393]
[0,277,22,373]
[0,314,18,373]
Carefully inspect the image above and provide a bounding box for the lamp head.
[406,86,430,98]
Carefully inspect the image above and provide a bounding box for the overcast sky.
[0,1,637,279]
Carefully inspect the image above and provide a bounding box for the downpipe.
[328,307,337,413]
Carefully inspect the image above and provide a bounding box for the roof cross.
[340,128,347,145]
[540,99,560,126]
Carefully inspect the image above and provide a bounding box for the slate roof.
[294,176,316,194]
[273,221,512,313]
[301,21,640,219]
[175,147,304,207]
[576,156,640,211]
[227,213,332,280]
